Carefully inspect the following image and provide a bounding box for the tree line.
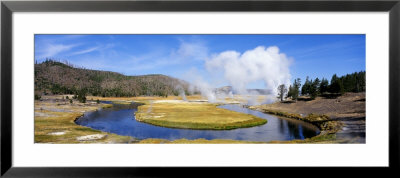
[277,71,366,101]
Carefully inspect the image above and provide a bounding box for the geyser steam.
[204,46,292,103]
[175,85,187,101]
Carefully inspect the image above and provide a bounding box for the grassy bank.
[138,138,264,144]
[135,101,267,130]
[35,98,135,143]
[268,133,338,144]
[248,107,343,133]
[260,110,342,143]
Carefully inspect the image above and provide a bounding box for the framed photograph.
[1,0,399,177]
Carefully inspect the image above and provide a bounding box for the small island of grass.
[135,100,267,130]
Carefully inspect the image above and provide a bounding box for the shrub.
[78,95,86,103]
[77,90,87,103]
[34,94,41,100]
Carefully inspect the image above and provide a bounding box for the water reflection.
[75,103,320,142]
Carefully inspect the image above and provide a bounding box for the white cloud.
[173,41,208,61]
[205,46,292,102]
[36,43,78,59]
[71,43,116,56]
[71,46,100,55]
[128,40,209,71]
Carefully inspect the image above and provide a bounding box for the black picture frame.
[1,0,399,177]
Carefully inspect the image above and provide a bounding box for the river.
[75,102,320,142]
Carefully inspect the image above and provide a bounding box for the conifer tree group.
[280,71,365,101]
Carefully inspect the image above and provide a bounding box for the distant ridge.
[35,60,190,97]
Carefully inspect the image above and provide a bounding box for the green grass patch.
[141,117,267,130]
[135,102,267,130]
[111,101,133,105]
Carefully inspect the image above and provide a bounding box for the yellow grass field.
[135,101,267,130]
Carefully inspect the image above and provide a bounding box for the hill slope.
[35,60,190,97]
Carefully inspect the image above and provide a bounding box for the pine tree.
[319,78,329,94]
[338,79,345,94]
[310,78,320,99]
[329,74,347,95]
[287,85,293,99]
[277,84,288,102]
[329,74,340,94]
[301,76,311,96]
[288,78,301,101]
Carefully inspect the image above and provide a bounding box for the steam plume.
[210,46,292,103]
[184,46,292,104]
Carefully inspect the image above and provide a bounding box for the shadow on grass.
[321,93,342,99]
[354,98,366,102]
[297,97,314,101]
[330,116,366,122]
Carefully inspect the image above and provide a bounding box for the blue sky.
[34,34,365,89]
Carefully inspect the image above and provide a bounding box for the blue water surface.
[75,103,320,142]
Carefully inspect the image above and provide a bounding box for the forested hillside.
[35,60,191,97]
